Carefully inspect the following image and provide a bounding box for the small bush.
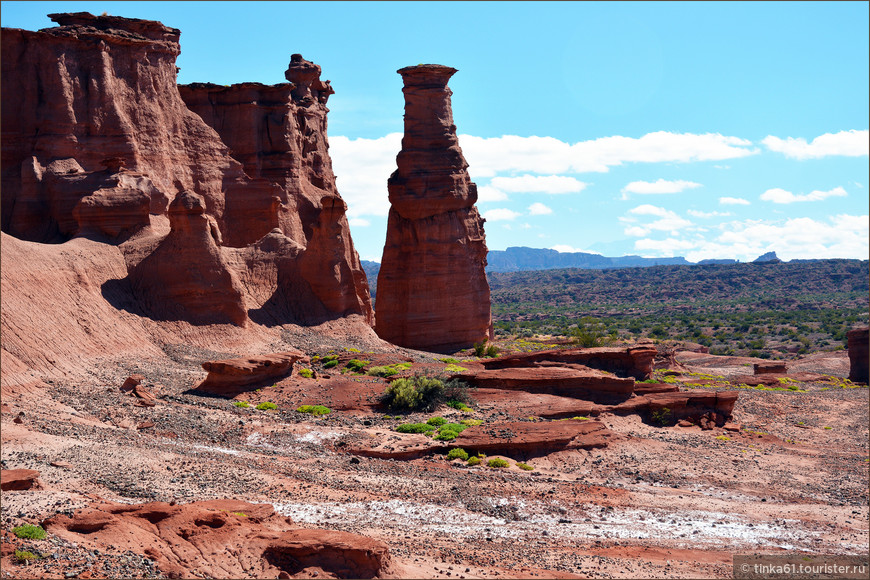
[395,423,435,434]
[516,462,534,471]
[447,448,469,461]
[233,401,250,408]
[444,364,468,373]
[299,368,314,379]
[381,376,444,411]
[297,405,331,416]
[650,407,673,426]
[12,525,46,540]
[467,456,481,466]
[473,341,487,357]
[14,550,39,563]
[256,401,278,411]
[323,359,339,369]
[366,365,399,378]
[439,358,461,364]
[426,416,447,426]
[434,431,457,441]
[447,400,473,412]
[345,359,370,373]
[461,418,483,426]
[485,344,499,358]
[487,458,509,468]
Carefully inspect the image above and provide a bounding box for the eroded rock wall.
[375,65,492,352]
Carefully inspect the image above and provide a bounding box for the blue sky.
[3,1,868,262]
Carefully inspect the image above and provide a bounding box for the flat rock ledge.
[194,350,309,396]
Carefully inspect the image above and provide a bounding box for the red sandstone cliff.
[1,13,376,377]
[375,65,492,352]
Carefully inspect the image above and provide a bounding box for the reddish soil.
[2,342,867,578]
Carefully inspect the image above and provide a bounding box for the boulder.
[375,64,491,352]
[195,350,309,396]
[453,419,613,458]
[754,362,787,375]
[0,468,41,491]
[43,499,391,579]
[481,346,656,380]
[847,327,869,383]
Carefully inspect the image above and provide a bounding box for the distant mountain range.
[360,247,781,298]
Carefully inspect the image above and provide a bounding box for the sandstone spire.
[375,64,492,352]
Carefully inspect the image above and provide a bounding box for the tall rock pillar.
[375,65,492,352]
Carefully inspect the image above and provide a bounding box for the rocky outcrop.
[482,346,656,380]
[847,327,869,383]
[179,55,372,324]
[452,419,613,457]
[375,65,491,352]
[43,499,391,579]
[0,469,41,491]
[455,366,634,402]
[194,350,309,396]
[128,191,248,325]
[754,362,787,375]
[1,13,372,335]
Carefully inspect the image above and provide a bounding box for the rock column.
[375,65,492,352]
[847,327,869,383]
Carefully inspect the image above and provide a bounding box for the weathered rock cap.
[1,469,41,491]
[397,64,458,82]
[47,12,180,44]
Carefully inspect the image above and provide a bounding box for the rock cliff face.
[1,13,372,337]
[375,65,492,352]
[847,327,869,383]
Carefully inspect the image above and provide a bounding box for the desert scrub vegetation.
[473,341,500,358]
[447,448,469,461]
[649,407,673,426]
[447,400,473,412]
[467,456,482,466]
[255,401,278,411]
[298,368,314,379]
[486,458,510,468]
[296,405,331,416]
[12,524,46,540]
[344,359,370,373]
[395,422,435,435]
[426,416,448,427]
[380,376,474,412]
[321,354,339,369]
[233,400,250,408]
[460,418,483,426]
[434,422,467,441]
[366,362,412,378]
[516,462,534,471]
[14,550,40,563]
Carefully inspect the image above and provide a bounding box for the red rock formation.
[455,366,634,401]
[375,65,491,352]
[453,419,613,457]
[179,55,372,324]
[195,350,309,396]
[2,14,372,333]
[43,499,391,579]
[128,191,248,325]
[0,469,41,491]
[482,346,656,380]
[754,362,787,375]
[847,327,869,383]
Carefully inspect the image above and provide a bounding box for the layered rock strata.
[1,13,373,335]
[195,350,309,396]
[482,346,656,380]
[375,65,491,352]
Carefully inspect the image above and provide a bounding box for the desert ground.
[2,332,867,579]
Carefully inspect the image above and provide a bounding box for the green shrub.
[438,358,461,364]
[394,362,413,370]
[299,368,314,379]
[516,462,534,471]
[296,405,331,416]
[426,416,447,426]
[323,359,339,369]
[12,524,46,540]
[460,419,483,426]
[381,376,443,411]
[485,344,499,358]
[443,364,468,373]
[473,341,487,357]
[447,400,473,412]
[434,431,457,441]
[345,359,370,373]
[487,458,509,468]
[256,401,278,411]
[233,401,250,408]
[366,365,399,377]
[14,550,39,563]
[467,456,481,466]
[447,448,469,461]
[395,422,435,434]
[649,407,673,426]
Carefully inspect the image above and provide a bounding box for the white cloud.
[348,217,370,227]
[760,186,848,204]
[621,178,702,195]
[762,130,869,160]
[483,208,521,222]
[624,225,651,237]
[623,204,694,237]
[629,204,671,217]
[330,133,402,218]
[460,131,758,178]
[476,185,508,202]
[634,237,698,256]
[528,202,553,215]
[719,197,750,205]
[550,245,600,254]
[490,175,587,194]
[687,209,731,218]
